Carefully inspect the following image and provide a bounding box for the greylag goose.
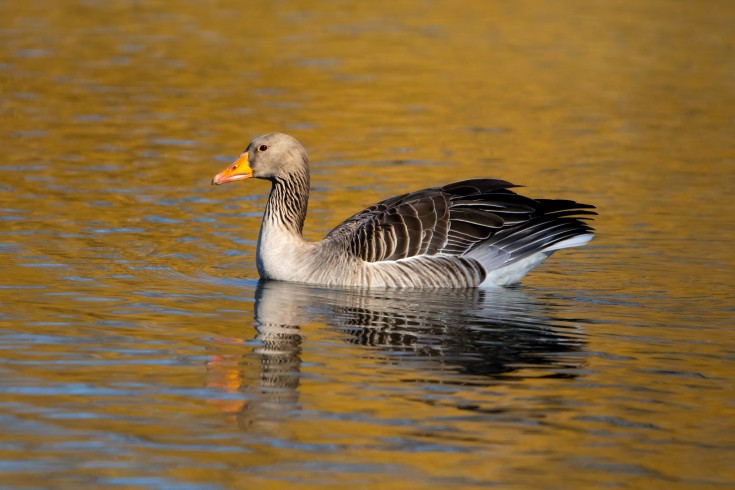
[212,133,595,288]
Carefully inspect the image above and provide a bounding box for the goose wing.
[326,179,594,265]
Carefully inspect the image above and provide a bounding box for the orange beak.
[212,153,253,185]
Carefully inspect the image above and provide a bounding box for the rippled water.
[1,0,734,488]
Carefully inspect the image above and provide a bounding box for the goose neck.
[263,171,310,237]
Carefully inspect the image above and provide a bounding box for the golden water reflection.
[1,0,734,488]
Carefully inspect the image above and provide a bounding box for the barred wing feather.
[325,179,594,268]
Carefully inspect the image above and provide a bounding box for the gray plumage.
[212,133,596,288]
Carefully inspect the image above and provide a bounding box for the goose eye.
[258,144,268,152]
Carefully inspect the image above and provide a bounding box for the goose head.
[212,133,308,185]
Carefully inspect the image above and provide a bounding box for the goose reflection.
[226,280,587,430]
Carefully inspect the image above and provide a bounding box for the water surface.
[1,0,733,488]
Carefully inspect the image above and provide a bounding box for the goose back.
[325,179,595,275]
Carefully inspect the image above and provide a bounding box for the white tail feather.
[541,233,594,252]
[479,233,594,287]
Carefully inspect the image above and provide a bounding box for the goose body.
[213,133,595,288]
